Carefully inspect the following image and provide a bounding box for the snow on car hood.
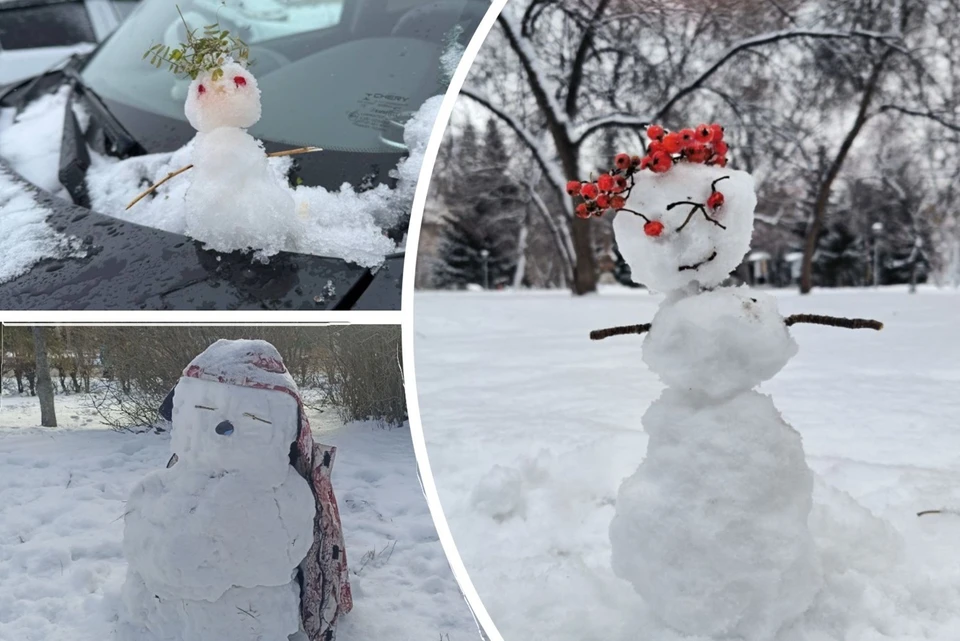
[0,169,85,284]
[0,89,442,267]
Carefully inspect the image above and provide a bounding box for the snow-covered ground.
[0,393,479,641]
[414,285,960,641]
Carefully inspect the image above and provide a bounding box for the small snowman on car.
[573,124,882,640]
[143,19,304,256]
[119,339,352,641]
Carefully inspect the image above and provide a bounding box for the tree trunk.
[800,52,892,294]
[33,327,57,427]
[14,369,24,394]
[71,371,80,393]
[558,148,597,295]
[27,372,36,396]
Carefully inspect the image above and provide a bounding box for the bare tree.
[444,0,959,294]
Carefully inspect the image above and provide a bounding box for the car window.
[0,1,96,50]
[81,0,485,152]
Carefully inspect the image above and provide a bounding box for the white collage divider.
[401,0,510,639]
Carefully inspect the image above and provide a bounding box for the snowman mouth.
[679,250,718,272]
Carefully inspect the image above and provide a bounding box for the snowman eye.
[197,84,206,95]
[233,76,247,88]
[243,412,272,424]
[215,420,235,436]
[195,405,215,410]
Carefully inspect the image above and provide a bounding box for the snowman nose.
[215,420,235,436]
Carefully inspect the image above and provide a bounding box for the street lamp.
[480,248,490,290]
[871,221,884,288]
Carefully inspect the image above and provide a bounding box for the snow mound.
[0,169,84,283]
[0,86,72,194]
[169,377,300,487]
[609,388,822,640]
[470,464,527,522]
[614,163,756,292]
[119,571,302,641]
[643,288,798,398]
[122,464,314,601]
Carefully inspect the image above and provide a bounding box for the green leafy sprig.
[143,5,251,80]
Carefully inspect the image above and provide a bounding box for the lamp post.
[871,221,884,288]
[480,248,490,290]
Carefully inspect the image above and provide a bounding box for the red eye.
[197,84,206,95]
[233,76,247,87]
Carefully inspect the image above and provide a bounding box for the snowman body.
[182,62,299,256]
[120,375,315,641]
[606,162,823,639]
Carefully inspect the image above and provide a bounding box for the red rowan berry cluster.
[567,122,729,224]
[642,123,728,172]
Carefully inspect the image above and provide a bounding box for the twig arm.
[590,323,652,340]
[784,314,883,331]
[124,146,322,210]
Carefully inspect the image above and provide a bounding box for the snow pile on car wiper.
[0,170,84,284]
[84,96,443,267]
[0,86,73,197]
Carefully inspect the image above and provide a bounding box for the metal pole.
[480,249,490,290]
[871,222,883,288]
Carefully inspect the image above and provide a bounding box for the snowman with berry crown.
[144,16,301,256]
[119,339,352,641]
[571,124,883,640]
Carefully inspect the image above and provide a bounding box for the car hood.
[0,158,403,310]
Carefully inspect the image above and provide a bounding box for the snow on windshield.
[0,170,85,284]
[0,89,442,267]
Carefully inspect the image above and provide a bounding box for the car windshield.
[81,0,485,152]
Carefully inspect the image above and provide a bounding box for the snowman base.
[120,571,303,641]
[609,388,824,640]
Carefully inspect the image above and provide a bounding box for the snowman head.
[571,123,756,293]
[184,61,261,133]
[169,339,303,487]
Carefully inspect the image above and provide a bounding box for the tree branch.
[565,0,612,118]
[654,28,905,122]
[460,88,567,196]
[877,104,960,132]
[497,12,572,149]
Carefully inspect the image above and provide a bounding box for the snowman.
[182,60,301,256]
[573,125,882,640]
[119,339,352,641]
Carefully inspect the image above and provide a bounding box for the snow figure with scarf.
[119,339,352,641]
[574,124,883,640]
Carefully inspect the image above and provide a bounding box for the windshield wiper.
[62,64,145,158]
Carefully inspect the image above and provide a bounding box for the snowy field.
[0,394,478,641]
[414,285,960,641]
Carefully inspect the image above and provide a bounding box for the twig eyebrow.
[195,405,216,410]
[243,412,272,424]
